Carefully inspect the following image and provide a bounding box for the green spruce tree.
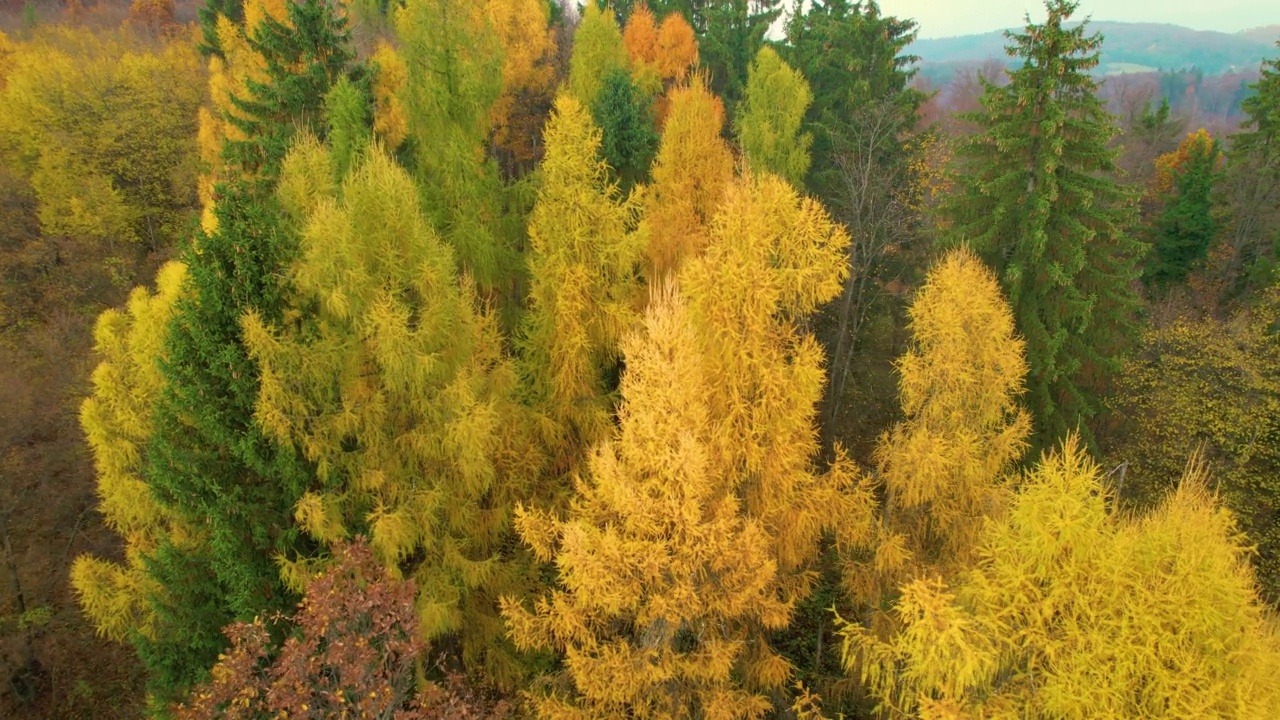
[944,0,1142,454]
[1147,130,1222,287]
[1222,39,1280,292]
[698,0,783,116]
[141,0,361,702]
[591,66,659,191]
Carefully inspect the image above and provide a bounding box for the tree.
[678,173,876,696]
[944,0,1143,453]
[504,288,793,719]
[139,0,359,699]
[393,0,517,302]
[1221,40,1280,293]
[244,139,536,688]
[72,262,191,645]
[176,539,509,720]
[734,46,813,187]
[845,439,1280,718]
[853,249,1031,609]
[641,74,734,279]
[698,0,783,115]
[591,67,659,190]
[1114,292,1280,605]
[487,0,559,171]
[517,93,643,483]
[783,0,926,454]
[568,2,629,108]
[1146,129,1223,287]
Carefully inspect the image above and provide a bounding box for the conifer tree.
[393,0,518,299]
[486,0,559,170]
[642,74,734,279]
[591,67,659,190]
[697,0,783,115]
[1147,129,1222,287]
[72,262,192,645]
[141,0,359,698]
[505,288,792,718]
[854,249,1031,608]
[518,93,643,482]
[568,3,630,108]
[845,440,1280,718]
[1222,40,1280,291]
[734,46,813,187]
[944,0,1142,453]
[679,173,876,693]
[244,138,536,687]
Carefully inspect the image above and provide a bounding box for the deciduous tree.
[734,46,813,187]
[845,440,1280,718]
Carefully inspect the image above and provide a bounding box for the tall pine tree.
[944,0,1142,453]
[140,0,358,701]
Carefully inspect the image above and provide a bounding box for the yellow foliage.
[518,93,643,477]
[243,0,290,34]
[623,2,659,68]
[505,288,791,718]
[735,46,813,187]
[846,439,1280,718]
[858,249,1031,605]
[567,2,629,107]
[371,41,409,150]
[0,26,203,246]
[1152,127,1218,196]
[654,12,698,83]
[643,75,735,279]
[73,261,191,642]
[486,0,557,163]
[246,139,534,687]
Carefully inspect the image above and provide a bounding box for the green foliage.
[697,0,783,115]
[224,0,357,181]
[197,0,244,57]
[784,0,923,198]
[1222,40,1280,294]
[1147,130,1223,287]
[734,46,813,187]
[393,0,518,301]
[944,0,1143,454]
[591,66,659,190]
[323,75,373,181]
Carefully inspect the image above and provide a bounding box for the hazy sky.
[868,1,1280,39]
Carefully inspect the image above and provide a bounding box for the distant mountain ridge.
[911,21,1279,76]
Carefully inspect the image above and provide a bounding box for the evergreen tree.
[698,0,783,116]
[197,0,244,57]
[141,0,359,700]
[734,46,813,187]
[944,0,1143,453]
[591,66,659,191]
[1147,129,1222,287]
[1222,40,1280,291]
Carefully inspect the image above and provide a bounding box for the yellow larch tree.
[567,2,629,108]
[370,40,408,150]
[622,6,699,125]
[623,2,660,69]
[505,287,792,719]
[518,93,644,484]
[853,249,1031,607]
[642,74,735,279]
[242,138,536,688]
[71,262,191,643]
[845,439,1280,718]
[654,12,698,85]
[680,172,876,692]
[486,0,558,166]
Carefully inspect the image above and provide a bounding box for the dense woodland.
[1,0,1280,716]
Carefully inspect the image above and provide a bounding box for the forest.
[1,0,1279,717]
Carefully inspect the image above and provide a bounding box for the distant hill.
[912,21,1278,77]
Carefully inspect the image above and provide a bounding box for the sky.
[864,1,1280,39]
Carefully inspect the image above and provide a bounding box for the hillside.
[912,21,1278,76]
